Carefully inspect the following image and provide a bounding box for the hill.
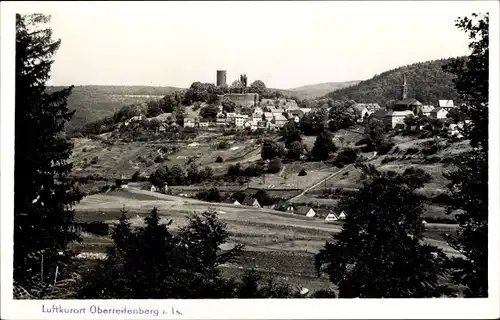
[324,58,461,106]
[48,85,183,132]
[287,81,361,99]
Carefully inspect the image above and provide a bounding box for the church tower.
[401,73,408,100]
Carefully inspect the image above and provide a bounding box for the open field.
[71,135,265,179]
[74,188,461,255]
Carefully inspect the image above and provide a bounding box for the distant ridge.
[285,81,361,99]
[48,85,183,132]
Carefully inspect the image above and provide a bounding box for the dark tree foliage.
[280,122,302,147]
[315,164,450,298]
[267,158,283,174]
[221,96,236,113]
[328,100,360,132]
[146,99,163,117]
[149,165,187,186]
[443,13,488,151]
[440,12,489,298]
[14,14,83,287]
[78,208,244,299]
[261,140,286,160]
[325,59,460,106]
[311,130,337,161]
[446,108,467,124]
[287,141,305,161]
[196,188,222,202]
[363,118,386,151]
[300,108,329,135]
[248,80,267,96]
[199,104,220,120]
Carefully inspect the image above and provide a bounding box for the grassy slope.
[48,85,183,132]
[324,58,461,105]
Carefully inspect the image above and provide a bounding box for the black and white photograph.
[1,1,499,319]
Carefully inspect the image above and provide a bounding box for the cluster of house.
[183,97,312,131]
[357,75,460,130]
[224,197,346,221]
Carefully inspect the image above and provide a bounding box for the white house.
[184,118,196,128]
[438,100,455,110]
[150,185,158,192]
[337,211,346,220]
[420,105,435,117]
[299,108,312,114]
[234,115,248,127]
[430,107,449,119]
[198,119,210,128]
[384,110,415,129]
[297,206,316,218]
[325,213,338,221]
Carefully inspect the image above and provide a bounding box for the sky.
[13,1,494,89]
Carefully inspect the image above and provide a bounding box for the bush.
[244,164,265,177]
[424,156,442,164]
[422,144,439,156]
[355,137,369,146]
[405,147,419,155]
[441,156,454,164]
[217,141,230,150]
[377,141,395,155]
[298,168,307,176]
[90,156,98,164]
[432,193,453,205]
[334,148,358,166]
[311,290,337,298]
[267,158,282,174]
[154,155,164,163]
[79,221,109,236]
[381,156,398,164]
[215,156,223,163]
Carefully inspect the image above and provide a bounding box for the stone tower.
[401,73,408,100]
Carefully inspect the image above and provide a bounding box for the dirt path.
[289,152,377,201]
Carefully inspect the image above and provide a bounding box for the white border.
[1,1,499,319]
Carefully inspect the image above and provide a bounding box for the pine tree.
[79,208,244,299]
[315,164,450,297]
[311,130,336,160]
[14,14,82,287]
[442,13,489,297]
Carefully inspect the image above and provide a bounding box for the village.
[85,70,469,225]
[123,70,464,138]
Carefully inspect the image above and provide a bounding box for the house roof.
[421,105,435,113]
[273,114,287,121]
[431,107,447,113]
[354,103,381,111]
[242,197,258,206]
[155,113,172,121]
[299,108,312,113]
[438,100,454,108]
[394,98,422,106]
[369,109,387,119]
[296,206,314,215]
[385,110,415,117]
